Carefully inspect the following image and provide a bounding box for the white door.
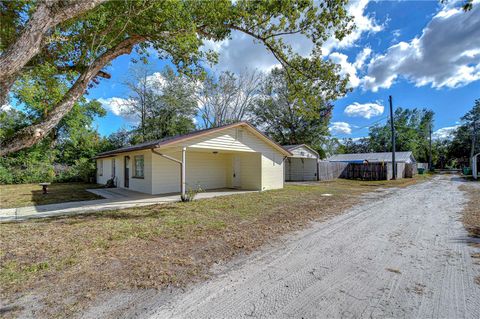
[232,156,241,188]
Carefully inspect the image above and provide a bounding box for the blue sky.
[84,0,480,140]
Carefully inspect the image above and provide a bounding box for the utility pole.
[471,120,478,167]
[389,95,396,180]
[429,121,433,171]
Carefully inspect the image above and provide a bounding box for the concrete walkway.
[0,188,255,222]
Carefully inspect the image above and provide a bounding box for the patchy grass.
[460,183,480,238]
[459,181,480,286]
[0,177,428,318]
[0,183,102,209]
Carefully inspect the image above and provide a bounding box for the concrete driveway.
[0,188,255,222]
[145,176,480,318]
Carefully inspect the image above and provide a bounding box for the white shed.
[283,144,319,181]
[95,122,292,197]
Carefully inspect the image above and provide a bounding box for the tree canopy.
[0,0,351,155]
[251,68,332,151]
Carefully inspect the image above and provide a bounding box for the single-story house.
[94,122,292,197]
[283,144,319,181]
[326,151,416,164]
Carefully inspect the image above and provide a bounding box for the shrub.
[181,183,204,202]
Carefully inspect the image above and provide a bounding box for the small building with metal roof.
[326,151,416,164]
[94,122,292,198]
[283,144,320,181]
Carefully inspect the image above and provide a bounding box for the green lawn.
[0,176,430,318]
[0,183,103,209]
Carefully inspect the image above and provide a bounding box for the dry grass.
[459,182,480,286]
[460,183,480,238]
[0,183,102,209]
[0,177,428,318]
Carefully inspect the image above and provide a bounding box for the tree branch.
[0,36,143,156]
[0,0,107,105]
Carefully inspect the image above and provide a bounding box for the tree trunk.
[0,0,107,106]
[0,36,143,156]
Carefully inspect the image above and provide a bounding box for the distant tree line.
[337,99,480,168]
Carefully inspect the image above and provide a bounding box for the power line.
[347,116,389,134]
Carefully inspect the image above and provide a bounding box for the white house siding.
[239,153,262,190]
[151,149,182,194]
[97,150,152,194]
[150,149,262,194]
[96,158,112,185]
[289,146,318,159]
[182,126,285,191]
[186,152,229,191]
[261,151,285,190]
[151,150,231,194]
[98,125,287,195]
[128,150,152,194]
[183,127,266,153]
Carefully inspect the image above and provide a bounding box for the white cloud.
[202,0,380,73]
[328,52,361,88]
[344,102,384,119]
[329,121,352,135]
[146,72,166,88]
[97,97,137,123]
[433,125,460,140]
[322,0,382,55]
[1,103,12,112]
[202,31,281,74]
[329,48,372,88]
[363,3,480,91]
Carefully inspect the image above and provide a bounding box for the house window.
[98,159,103,176]
[134,155,144,178]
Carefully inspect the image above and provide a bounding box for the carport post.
[181,147,186,199]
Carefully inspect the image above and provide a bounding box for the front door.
[232,156,241,188]
[124,156,130,188]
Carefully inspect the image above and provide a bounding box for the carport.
[283,144,319,181]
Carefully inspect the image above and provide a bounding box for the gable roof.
[95,122,292,158]
[283,144,319,157]
[326,151,415,163]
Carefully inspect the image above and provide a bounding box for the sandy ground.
[136,175,480,319]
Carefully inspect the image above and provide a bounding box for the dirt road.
[146,176,480,318]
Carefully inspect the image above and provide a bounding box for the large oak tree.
[0,0,351,156]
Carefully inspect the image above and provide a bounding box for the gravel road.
[147,176,480,319]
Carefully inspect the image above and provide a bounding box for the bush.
[181,183,204,202]
[0,157,55,184]
[0,157,96,184]
[72,158,96,182]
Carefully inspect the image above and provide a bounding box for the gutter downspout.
[151,148,186,199]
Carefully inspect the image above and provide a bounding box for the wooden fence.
[345,163,387,180]
[317,161,348,181]
[318,162,416,181]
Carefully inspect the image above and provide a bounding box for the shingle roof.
[95,122,292,158]
[326,152,415,163]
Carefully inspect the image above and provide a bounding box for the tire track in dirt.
[146,176,480,319]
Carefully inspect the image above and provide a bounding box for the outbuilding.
[327,151,416,164]
[94,122,292,197]
[326,151,417,179]
[283,144,320,181]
